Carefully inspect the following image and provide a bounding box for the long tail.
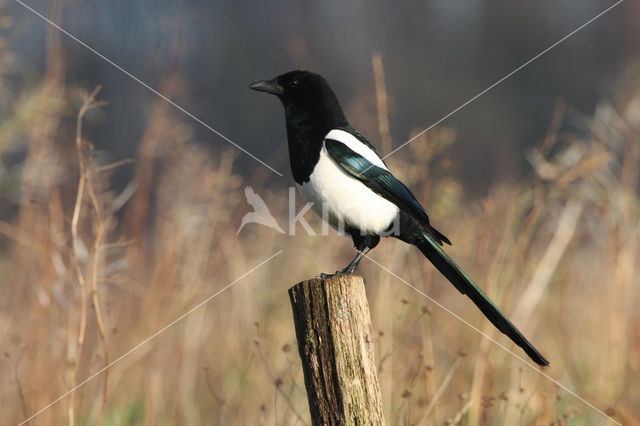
[396,215,549,366]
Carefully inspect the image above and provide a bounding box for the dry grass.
[0,30,639,426]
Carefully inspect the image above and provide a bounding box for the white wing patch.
[298,136,398,235]
[324,129,388,170]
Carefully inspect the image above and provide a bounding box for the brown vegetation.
[0,23,638,426]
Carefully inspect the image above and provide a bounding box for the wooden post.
[289,275,385,425]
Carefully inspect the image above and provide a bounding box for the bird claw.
[316,272,337,279]
[315,270,351,279]
[340,266,357,275]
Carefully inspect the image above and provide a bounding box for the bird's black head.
[250,70,328,102]
[249,70,347,127]
[250,70,349,183]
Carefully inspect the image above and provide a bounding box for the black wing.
[324,138,450,245]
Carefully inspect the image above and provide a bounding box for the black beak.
[249,79,283,96]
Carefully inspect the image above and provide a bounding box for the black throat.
[284,94,348,184]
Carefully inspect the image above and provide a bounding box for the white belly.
[298,147,399,235]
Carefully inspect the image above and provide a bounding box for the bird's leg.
[315,249,368,279]
[315,233,377,279]
[338,247,370,275]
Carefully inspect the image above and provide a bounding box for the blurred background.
[0,0,638,424]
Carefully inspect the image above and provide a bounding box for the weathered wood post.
[289,274,385,425]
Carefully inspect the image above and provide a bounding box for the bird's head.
[249,70,346,126]
[250,70,326,101]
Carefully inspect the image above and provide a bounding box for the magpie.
[250,70,549,366]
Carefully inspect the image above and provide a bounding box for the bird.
[236,186,285,235]
[250,70,549,366]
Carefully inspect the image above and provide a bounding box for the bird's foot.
[315,272,335,279]
[315,269,352,279]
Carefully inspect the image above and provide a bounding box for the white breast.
[298,135,399,235]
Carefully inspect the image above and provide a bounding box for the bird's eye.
[289,79,299,88]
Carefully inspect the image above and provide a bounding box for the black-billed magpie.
[250,70,549,366]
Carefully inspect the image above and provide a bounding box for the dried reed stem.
[418,356,461,423]
[68,86,110,426]
[67,95,90,426]
[14,346,29,425]
[372,52,392,154]
[86,161,109,426]
[68,170,87,426]
[512,200,583,327]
